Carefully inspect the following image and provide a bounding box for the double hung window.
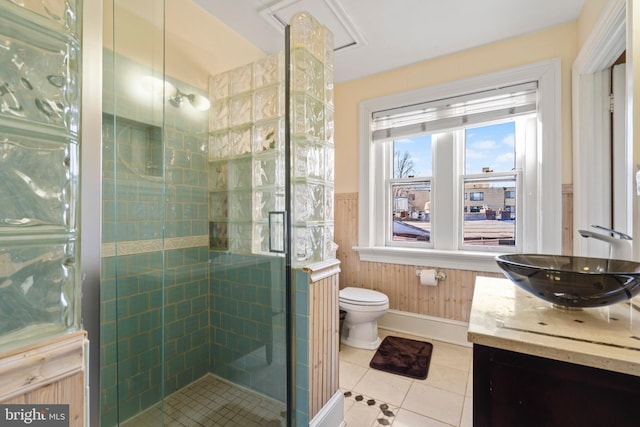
[356,61,562,270]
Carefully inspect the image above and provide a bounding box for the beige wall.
[103,0,266,90]
[334,22,579,193]
[577,0,611,47]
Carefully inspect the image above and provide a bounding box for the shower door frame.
[81,1,103,426]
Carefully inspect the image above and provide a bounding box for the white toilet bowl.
[339,287,389,350]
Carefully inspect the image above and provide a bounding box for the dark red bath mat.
[369,336,433,380]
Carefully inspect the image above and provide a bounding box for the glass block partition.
[290,12,335,266]
[0,0,82,352]
[208,52,286,255]
[207,13,335,268]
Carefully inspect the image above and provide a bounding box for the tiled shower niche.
[103,114,163,178]
[0,0,81,352]
[207,12,335,266]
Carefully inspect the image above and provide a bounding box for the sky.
[393,121,516,177]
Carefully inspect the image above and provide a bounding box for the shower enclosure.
[100,1,334,426]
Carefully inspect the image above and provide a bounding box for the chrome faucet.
[578,224,633,260]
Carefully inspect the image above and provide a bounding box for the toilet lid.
[339,287,388,305]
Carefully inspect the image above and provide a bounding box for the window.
[387,119,526,250]
[356,60,562,271]
[462,122,518,248]
[469,192,484,201]
[390,136,432,242]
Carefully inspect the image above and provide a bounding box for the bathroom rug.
[369,336,433,380]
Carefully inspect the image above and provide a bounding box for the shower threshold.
[121,374,286,427]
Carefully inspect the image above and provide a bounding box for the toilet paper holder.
[415,270,447,281]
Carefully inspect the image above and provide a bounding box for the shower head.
[168,88,211,111]
[141,76,210,111]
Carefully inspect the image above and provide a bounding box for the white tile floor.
[340,329,473,427]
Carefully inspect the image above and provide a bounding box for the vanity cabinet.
[473,344,640,427]
[468,277,640,427]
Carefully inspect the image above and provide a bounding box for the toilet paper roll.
[419,269,437,286]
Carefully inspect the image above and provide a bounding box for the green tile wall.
[208,252,288,403]
[293,268,310,426]
[100,248,210,425]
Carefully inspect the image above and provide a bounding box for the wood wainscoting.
[0,331,88,426]
[335,190,574,322]
[304,260,342,421]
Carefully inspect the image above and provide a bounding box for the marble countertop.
[468,276,640,376]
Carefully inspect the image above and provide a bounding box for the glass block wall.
[289,13,335,425]
[208,52,286,255]
[0,0,82,352]
[207,13,335,266]
[290,12,336,266]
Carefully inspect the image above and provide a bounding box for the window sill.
[353,246,504,273]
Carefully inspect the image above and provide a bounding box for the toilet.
[339,287,389,350]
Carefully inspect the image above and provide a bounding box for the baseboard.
[377,309,471,347]
[309,390,345,427]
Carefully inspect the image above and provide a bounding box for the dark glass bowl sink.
[495,254,640,308]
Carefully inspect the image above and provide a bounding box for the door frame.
[572,0,628,257]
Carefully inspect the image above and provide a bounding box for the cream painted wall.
[577,0,611,47]
[333,22,579,194]
[103,0,266,90]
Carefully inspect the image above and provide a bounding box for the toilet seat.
[339,287,388,306]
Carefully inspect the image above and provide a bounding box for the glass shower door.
[101,1,292,425]
[207,51,291,426]
[101,1,170,425]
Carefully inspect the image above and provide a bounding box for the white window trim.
[355,59,562,273]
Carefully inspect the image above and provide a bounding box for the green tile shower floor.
[121,374,286,427]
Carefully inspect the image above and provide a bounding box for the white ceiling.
[195,0,585,83]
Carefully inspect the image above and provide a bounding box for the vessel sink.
[495,254,640,308]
